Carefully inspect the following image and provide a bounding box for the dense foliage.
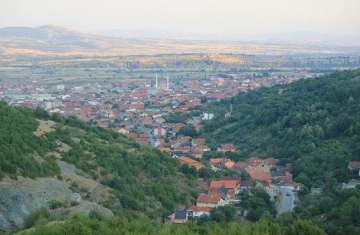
[21,216,326,235]
[203,70,360,187]
[240,187,276,221]
[0,102,197,219]
[0,102,59,179]
[201,69,360,234]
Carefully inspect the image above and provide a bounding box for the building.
[177,156,205,170]
[169,210,188,224]
[189,206,211,219]
[218,144,237,153]
[247,169,272,184]
[209,179,241,195]
[348,161,360,176]
[153,127,166,137]
[196,193,226,208]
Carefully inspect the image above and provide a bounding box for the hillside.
[0,102,197,231]
[201,69,360,235]
[203,69,360,184]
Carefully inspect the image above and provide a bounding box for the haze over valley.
[1,1,360,235]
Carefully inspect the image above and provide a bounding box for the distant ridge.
[0,25,358,56]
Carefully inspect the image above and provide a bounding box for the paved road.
[277,186,295,214]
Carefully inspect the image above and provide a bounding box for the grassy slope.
[0,102,197,218]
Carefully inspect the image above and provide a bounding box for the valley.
[0,25,360,235]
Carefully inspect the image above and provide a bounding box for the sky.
[1,0,360,43]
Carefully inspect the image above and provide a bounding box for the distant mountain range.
[0,25,359,56]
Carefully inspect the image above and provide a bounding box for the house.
[153,127,166,137]
[196,193,226,208]
[177,156,205,170]
[348,161,360,176]
[172,146,192,156]
[169,210,188,224]
[209,158,223,170]
[158,147,171,153]
[224,159,235,169]
[234,161,248,172]
[247,169,272,184]
[201,112,214,121]
[190,148,205,159]
[209,178,241,195]
[271,166,293,184]
[239,180,254,192]
[342,179,360,189]
[218,144,237,153]
[209,158,235,170]
[192,138,206,146]
[189,206,211,219]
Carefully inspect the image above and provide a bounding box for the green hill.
[203,69,360,186]
[201,69,360,235]
[0,101,197,222]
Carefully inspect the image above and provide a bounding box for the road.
[277,186,295,215]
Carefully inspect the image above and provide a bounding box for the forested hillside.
[203,69,360,186]
[201,69,360,235]
[0,101,197,222]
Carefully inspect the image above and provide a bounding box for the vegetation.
[240,188,276,221]
[201,69,360,234]
[0,102,197,219]
[0,102,59,179]
[177,125,198,137]
[208,205,237,222]
[21,215,326,235]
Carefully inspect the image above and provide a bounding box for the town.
[3,65,360,223]
[0,69,320,221]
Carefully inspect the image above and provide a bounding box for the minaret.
[166,76,169,90]
[155,74,158,89]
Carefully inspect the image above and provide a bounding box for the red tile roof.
[209,179,240,190]
[197,193,222,204]
[247,169,272,183]
[177,157,205,170]
[190,206,211,213]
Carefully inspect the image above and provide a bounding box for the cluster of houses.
[1,71,308,159]
[169,177,241,224]
[170,156,303,224]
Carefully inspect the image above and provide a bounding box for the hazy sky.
[1,0,360,41]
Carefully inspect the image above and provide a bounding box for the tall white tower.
[155,74,158,89]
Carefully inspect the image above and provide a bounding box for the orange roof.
[210,158,223,165]
[248,169,272,183]
[247,158,264,167]
[159,147,171,153]
[190,206,211,212]
[220,144,237,152]
[209,179,240,190]
[177,157,205,170]
[224,159,235,169]
[197,193,222,204]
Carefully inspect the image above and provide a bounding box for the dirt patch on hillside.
[34,120,56,136]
